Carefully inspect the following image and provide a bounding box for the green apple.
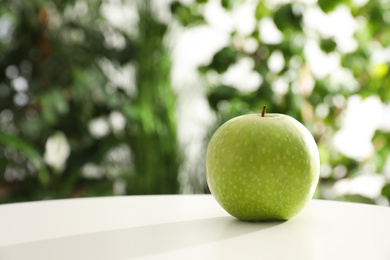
[205,106,320,221]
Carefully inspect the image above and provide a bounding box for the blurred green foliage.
[1,0,390,205]
[0,0,179,202]
[171,0,390,205]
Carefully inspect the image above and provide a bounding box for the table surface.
[0,195,390,260]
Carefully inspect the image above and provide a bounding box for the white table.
[0,195,389,260]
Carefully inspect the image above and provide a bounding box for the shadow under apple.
[0,216,284,259]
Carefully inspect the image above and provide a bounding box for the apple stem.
[261,105,267,117]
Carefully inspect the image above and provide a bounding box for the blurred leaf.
[365,4,386,36]
[255,1,272,21]
[318,0,338,12]
[320,38,337,53]
[0,131,50,185]
[372,130,390,172]
[40,89,69,124]
[170,1,205,26]
[370,64,389,79]
[382,184,390,198]
[221,0,244,10]
[207,86,239,110]
[318,0,351,13]
[200,46,239,74]
[273,4,302,32]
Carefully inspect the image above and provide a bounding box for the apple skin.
[205,113,320,221]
